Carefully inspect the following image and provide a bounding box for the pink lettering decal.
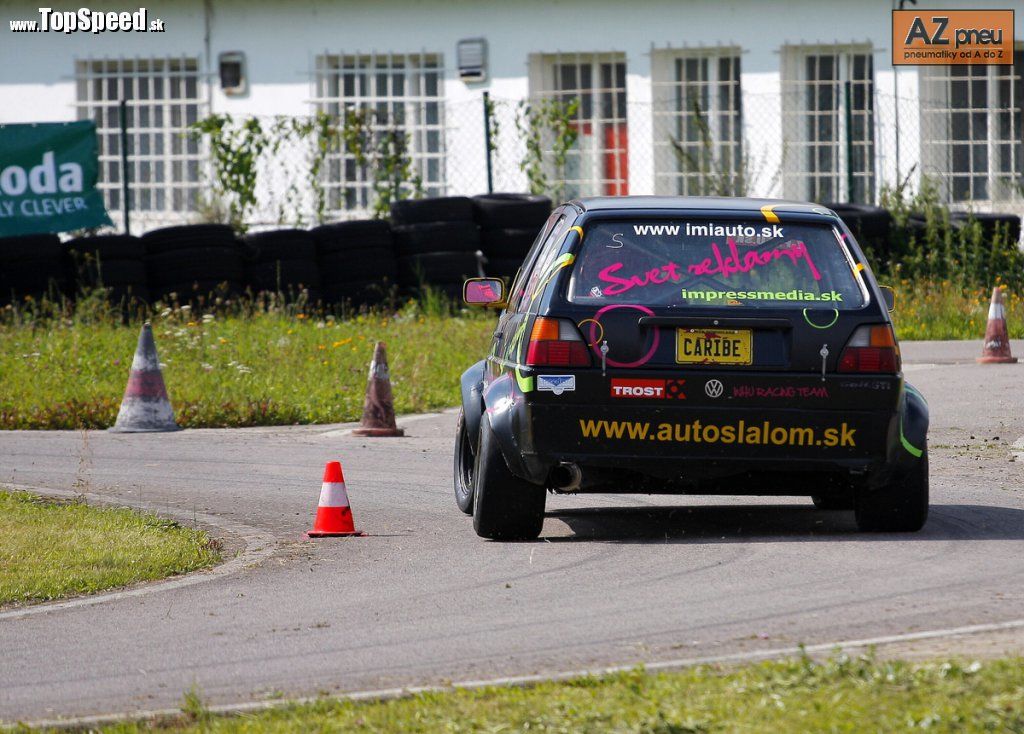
[687,238,822,281]
[597,261,683,296]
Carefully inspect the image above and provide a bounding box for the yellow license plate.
[676,328,752,365]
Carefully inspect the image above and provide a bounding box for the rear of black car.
[460,200,928,539]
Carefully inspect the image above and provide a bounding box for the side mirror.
[879,285,895,313]
[463,277,506,308]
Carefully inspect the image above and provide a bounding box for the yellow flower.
[317,344,326,350]
[286,329,294,335]
[218,337,228,344]
[333,338,352,348]
[296,313,307,320]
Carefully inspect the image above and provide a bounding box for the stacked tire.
[948,211,1021,245]
[65,234,149,304]
[142,224,244,303]
[391,197,482,300]
[0,233,67,305]
[312,219,397,307]
[473,194,551,282]
[243,228,321,303]
[824,203,894,263]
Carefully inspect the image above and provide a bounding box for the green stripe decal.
[899,413,923,457]
[515,367,534,393]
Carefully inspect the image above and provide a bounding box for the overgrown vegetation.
[189,110,423,227]
[0,489,219,607]
[0,293,494,430]
[517,97,580,202]
[81,653,1024,732]
[875,177,1024,291]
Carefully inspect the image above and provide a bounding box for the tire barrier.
[65,234,149,304]
[472,193,551,282]
[312,219,397,306]
[0,233,67,305]
[142,224,244,302]
[4,195,1017,311]
[392,197,482,296]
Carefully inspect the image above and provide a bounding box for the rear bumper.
[526,403,896,486]
[481,368,909,491]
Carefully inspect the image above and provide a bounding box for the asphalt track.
[2,340,1023,724]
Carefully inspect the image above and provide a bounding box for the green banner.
[0,120,113,237]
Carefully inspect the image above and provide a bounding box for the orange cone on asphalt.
[977,286,1018,364]
[352,341,405,437]
[109,322,181,432]
[307,461,364,537]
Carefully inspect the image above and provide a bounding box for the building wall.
[2,0,1021,226]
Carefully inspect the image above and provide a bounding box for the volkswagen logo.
[704,379,724,398]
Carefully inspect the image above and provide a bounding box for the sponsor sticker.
[892,9,1014,66]
[537,374,576,395]
[610,378,687,399]
[732,384,830,399]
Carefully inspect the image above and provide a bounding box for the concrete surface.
[1,342,1023,723]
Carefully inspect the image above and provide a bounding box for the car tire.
[390,196,475,225]
[471,193,551,229]
[472,416,545,540]
[392,221,481,257]
[453,409,475,515]
[855,450,929,532]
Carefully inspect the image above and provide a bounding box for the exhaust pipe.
[549,462,583,492]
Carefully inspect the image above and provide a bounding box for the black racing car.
[456,196,928,540]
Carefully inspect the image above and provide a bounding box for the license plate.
[676,328,752,365]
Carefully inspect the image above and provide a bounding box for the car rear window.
[567,219,867,309]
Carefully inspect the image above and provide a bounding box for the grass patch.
[0,489,220,607]
[889,280,1024,341]
[0,281,1014,430]
[0,303,496,429]
[82,654,1024,733]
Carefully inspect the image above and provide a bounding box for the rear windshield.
[567,219,867,309]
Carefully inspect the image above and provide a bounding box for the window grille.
[527,52,628,198]
[920,49,1023,203]
[652,48,742,196]
[74,57,204,215]
[312,52,445,214]
[782,47,875,203]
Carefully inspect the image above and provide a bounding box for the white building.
[2,0,1022,230]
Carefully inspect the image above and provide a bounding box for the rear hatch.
[524,214,901,462]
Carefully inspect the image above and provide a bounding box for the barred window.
[74,57,204,215]
[527,52,628,198]
[920,49,1023,203]
[652,48,742,196]
[782,47,875,203]
[313,52,445,214]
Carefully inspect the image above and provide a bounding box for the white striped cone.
[307,461,363,537]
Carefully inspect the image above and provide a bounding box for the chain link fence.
[106,87,1023,234]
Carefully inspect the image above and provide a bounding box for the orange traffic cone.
[352,341,405,437]
[977,286,1017,364]
[307,461,364,537]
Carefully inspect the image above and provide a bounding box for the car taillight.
[838,324,901,373]
[525,317,591,367]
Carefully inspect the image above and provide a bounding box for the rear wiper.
[637,316,792,330]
